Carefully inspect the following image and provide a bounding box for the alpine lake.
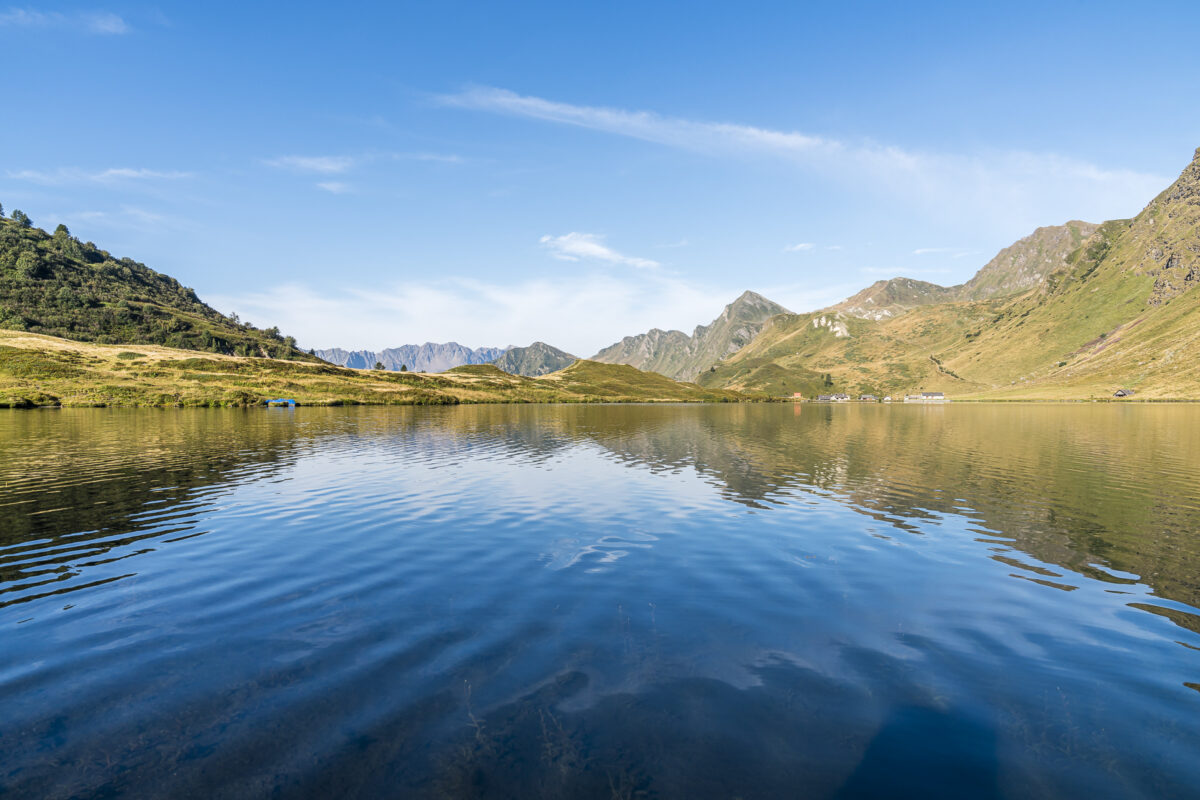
[2,403,1198,799]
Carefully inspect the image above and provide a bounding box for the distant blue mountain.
[314,342,510,373]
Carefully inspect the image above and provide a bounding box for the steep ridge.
[701,147,1200,399]
[493,342,577,376]
[956,220,1099,300]
[591,290,791,381]
[827,221,1099,321]
[0,213,312,360]
[829,278,953,321]
[315,343,509,372]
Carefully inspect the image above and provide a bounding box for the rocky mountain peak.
[1159,145,1200,205]
[591,291,790,381]
[726,290,790,319]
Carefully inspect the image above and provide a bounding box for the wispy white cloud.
[440,86,1169,231]
[209,272,745,356]
[441,87,831,158]
[7,167,191,184]
[266,152,465,174]
[0,8,129,34]
[826,245,844,251]
[265,155,356,173]
[58,205,172,232]
[539,232,660,270]
[658,238,689,249]
[85,11,127,34]
[405,152,464,164]
[912,247,954,255]
[316,181,351,194]
[784,242,814,252]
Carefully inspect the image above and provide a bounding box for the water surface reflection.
[1,405,1198,798]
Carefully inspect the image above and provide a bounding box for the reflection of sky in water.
[1,405,1198,798]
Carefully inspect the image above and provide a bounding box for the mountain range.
[314,343,510,373]
[4,146,1200,400]
[313,341,578,376]
[590,290,790,381]
[697,147,1200,399]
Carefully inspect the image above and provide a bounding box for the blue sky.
[3,1,1198,354]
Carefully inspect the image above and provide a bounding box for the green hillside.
[701,148,1200,400]
[0,211,313,360]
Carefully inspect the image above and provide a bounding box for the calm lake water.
[2,404,1199,798]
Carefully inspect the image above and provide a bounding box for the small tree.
[374,361,385,370]
[12,209,31,228]
[0,202,5,217]
[54,223,70,237]
[17,251,44,278]
[400,364,408,372]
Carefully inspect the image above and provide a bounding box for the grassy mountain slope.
[0,331,748,407]
[956,220,1099,300]
[703,148,1200,399]
[492,341,577,376]
[827,221,1099,322]
[828,278,954,321]
[0,214,313,360]
[591,290,790,381]
[536,360,743,401]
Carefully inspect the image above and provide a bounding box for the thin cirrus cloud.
[71,205,166,227]
[265,155,356,174]
[316,181,352,194]
[265,152,464,175]
[0,8,128,34]
[784,243,814,252]
[440,86,1168,230]
[7,167,192,184]
[539,232,660,270]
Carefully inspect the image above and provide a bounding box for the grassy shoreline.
[0,330,752,408]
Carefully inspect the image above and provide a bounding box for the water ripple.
[1,405,1198,798]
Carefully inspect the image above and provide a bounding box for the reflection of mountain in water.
[3,404,1198,625]
[3,405,1199,798]
[0,411,315,608]
[420,404,1200,621]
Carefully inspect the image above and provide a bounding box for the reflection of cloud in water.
[541,529,659,573]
